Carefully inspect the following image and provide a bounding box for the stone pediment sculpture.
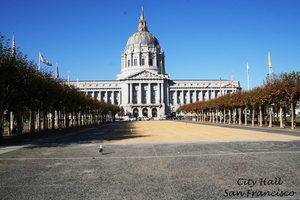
[127,70,163,79]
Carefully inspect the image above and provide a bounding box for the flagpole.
[247,61,250,90]
[268,50,273,79]
[38,50,41,70]
[68,70,70,86]
[37,50,40,129]
[11,31,15,57]
[10,32,15,134]
[56,61,58,78]
[11,31,14,48]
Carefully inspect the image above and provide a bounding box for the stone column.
[157,83,160,104]
[129,83,132,104]
[173,90,176,105]
[123,54,127,68]
[147,83,151,104]
[166,83,169,106]
[161,83,164,104]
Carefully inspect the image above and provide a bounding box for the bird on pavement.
[98,145,103,155]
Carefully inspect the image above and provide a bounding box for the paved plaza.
[1,121,300,200]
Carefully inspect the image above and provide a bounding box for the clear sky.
[1,0,299,90]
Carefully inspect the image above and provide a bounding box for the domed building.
[118,8,165,78]
[69,8,241,119]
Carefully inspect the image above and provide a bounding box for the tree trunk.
[269,106,273,128]
[37,110,41,132]
[0,114,3,145]
[57,111,61,130]
[239,108,242,125]
[244,107,248,126]
[252,108,255,126]
[291,102,295,129]
[43,110,47,132]
[65,111,69,130]
[79,111,82,126]
[16,110,23,137]
[259,105,263,127]
[51,110,55,132]
[0,101,4,145]
[263,107,267,126]
[228,109,231,124]
[279,106,284,128]
[9,111,13,135]
[30,109,36,135]
[223,109,226,124]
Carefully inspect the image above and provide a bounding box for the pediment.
[127,70,162,79]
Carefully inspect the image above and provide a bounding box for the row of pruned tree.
[0,33,120,144]
[178,71,300,129]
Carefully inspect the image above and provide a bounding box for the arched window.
[133,108,139,118]
[143,108,148,117]
[152,108,157,117]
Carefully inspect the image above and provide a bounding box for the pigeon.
[98,145,103,155]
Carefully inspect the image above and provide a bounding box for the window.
[141,58,145,66]
[149,58,153,66]
[134,59,137,66]
[127,60,130,67]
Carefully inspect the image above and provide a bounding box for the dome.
[117,7,166,80]
[126,31,159,47]
[125,7,160,48]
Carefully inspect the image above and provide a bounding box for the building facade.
[69,9,242,118]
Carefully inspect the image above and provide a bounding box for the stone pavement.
[1,121,300,200]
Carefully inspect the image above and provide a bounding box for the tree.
[0,33,122,144]
[264,74,286,128]
[280,71,300,129]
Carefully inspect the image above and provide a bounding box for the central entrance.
[142,108,148,117]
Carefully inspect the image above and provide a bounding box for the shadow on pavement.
[22,121,149,148]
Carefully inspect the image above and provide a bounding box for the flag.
[206,82,211,88]
[268,50,272,69]
[246,62,250,76]
[11,32,16,57]
[56,63,59,78]
[39,52,52,66]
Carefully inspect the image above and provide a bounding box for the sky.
[1,0,299,90]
